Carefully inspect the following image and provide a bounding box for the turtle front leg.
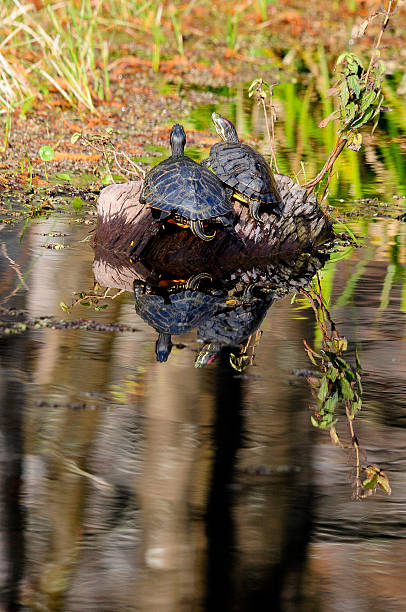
[190,219,216,241]
[249,200,264,223]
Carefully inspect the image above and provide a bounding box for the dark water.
[1,89,406,611]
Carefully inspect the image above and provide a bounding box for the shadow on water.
[205,351,243,612]
[0,336,25,612]
[206,353,314,612]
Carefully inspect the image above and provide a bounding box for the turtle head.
[133,280,145,299]
[212,113,239,144]
[194,343,221,368]
[170,124,186,158]
[155,332,173,362]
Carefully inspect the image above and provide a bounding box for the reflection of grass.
[334,245,375,308]
[302,278,392,500]
[402,270,406,313]
[189,77,405,201]
[379,263,396,311]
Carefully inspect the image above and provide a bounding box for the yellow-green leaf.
[347,74,361,97]
[339,377,354,400]
[360,89,377,112]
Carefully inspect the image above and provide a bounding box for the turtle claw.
[190,219,216,241]
[249,201,264,223]
[185,272,212,290]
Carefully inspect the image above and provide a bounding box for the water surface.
[0,88,406,611]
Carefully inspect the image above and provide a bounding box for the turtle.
[133,273,226,362]
[202,112,282,222]
[194,283,274,367]
[140,124,234,241]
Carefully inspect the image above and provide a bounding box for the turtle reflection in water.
[133,273,229,362]
[140,124,235,241]
[195,284,275,367]
[203,112,282,222]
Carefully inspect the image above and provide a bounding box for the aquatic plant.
[38,144,55,181]
[71,128,145,183]
[248,78,279,172]
[301,275,391,500]
[60,284,124,314]
[302,0,398,194]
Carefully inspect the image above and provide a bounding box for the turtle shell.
[134,289,223,335]
[209,142,281,206]
[197,295,274,346]
[140,156,232,220]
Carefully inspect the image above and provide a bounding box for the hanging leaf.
[345,102,356,125]
[347,132,362,151]
[360,89,377,113]
[311,415,320,428]
[323,392,339,413]
[363,474,378,490]
[363,465,391,495]
[344,368,355,382]
[375,59,386,76]
[330,426,341,445]
[355,347,362,373]
[319,110,340,128]
[350,105,375,129]
[351,396,362,415]
[355,372,363,395]
[327,366,338,382]
[347,74,361,97]
[339,377,354,400]
[318,376,329,402]
[372,93,385,118]
[355,14,379,38]
[377,472,392,495]
[327,86,339,97]
[340,80,350,106]
[333,337,348,352]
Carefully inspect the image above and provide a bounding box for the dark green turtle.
[195,283,274,367]
[203,112,282,222]
[140,124,234,241]
[133,273,225,362]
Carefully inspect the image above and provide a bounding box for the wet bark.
[94,175,333,278]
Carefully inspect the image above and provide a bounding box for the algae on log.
[94,174,333,278]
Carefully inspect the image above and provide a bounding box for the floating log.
[94,174,333,279]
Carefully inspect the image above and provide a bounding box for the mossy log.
[94,174,332,279]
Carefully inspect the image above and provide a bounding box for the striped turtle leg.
[249,200,263,223]
[190,219,216,241]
